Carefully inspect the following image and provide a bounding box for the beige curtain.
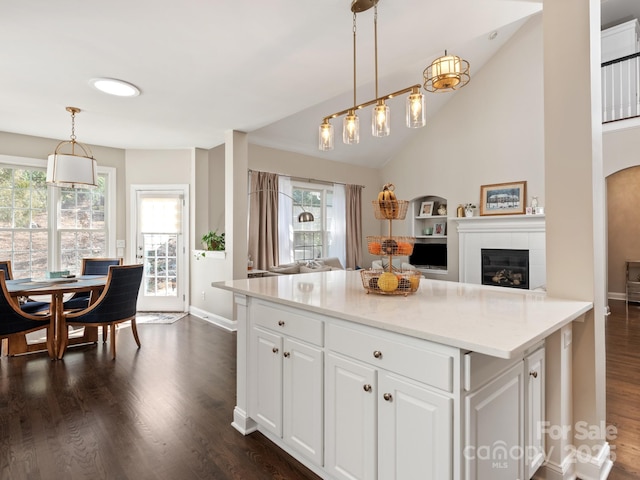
[345,184,363,269]
[248,171,280,270]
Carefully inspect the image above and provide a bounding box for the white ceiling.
[0,0,635,168]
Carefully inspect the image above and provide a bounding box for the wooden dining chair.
[58,264,143,360]
[0,260,50,314]
[0,271,54,357]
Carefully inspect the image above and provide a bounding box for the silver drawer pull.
[363,384,372,392]
[278,320,285,326]
[383,393,393,402]
[529,370,538,378]
[272,347,279,354]
[373,350,383,359]
[283,352,290,358]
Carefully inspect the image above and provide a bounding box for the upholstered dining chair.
[0,260,50,314]
[58,264,143,360]
[0,271,53,357]
[63,257,123,311]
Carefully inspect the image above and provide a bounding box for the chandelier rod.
[322,84,422,122]
[352,11,357,109]
[374,5,378,99]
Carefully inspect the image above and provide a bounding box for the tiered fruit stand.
[360,187,421,296]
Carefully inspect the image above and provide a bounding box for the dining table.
[5,275,107,359]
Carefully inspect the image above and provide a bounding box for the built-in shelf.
[416,235,447,239]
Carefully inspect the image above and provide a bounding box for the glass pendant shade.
[406,90,426,128]
[343,111,360,144]
[318,121,334,151]
[372,101,390,137]
[46,153,98,188]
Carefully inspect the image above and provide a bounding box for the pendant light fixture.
[318,0,426,151]
[318,0,470,151]
[46,107,98,188]
[423,50,471,92]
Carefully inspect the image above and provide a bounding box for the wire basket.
[360,269,421,296]
[372,200,409,220]
[367,236,414,256]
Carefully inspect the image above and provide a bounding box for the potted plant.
[201,230,225,251]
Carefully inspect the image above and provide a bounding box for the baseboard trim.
[575,441,613,480]
[231,406,257,435]
[189,306,237,332]
[534,450,576,480]
[608,292,625,301]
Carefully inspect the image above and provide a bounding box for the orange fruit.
[369,242,382,255]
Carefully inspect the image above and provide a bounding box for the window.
[0,156,115,278]
[58,176,108,273]
[0,166,49,278]
[291,183,333,261]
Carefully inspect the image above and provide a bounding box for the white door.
[283,337,323,466]
[464,362,524,480]
[132,186,188,312]
[325,352,377,480]
[378,371,453,480]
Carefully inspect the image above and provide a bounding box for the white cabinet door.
[525,348,545,479]
[252,326,283,436]
[283,337,324,466]
[378,371,453,480]
[465,362,524,480]
[325,352,377,480]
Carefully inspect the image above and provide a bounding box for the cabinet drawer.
[327,323,455,392]
[252,301,324,346]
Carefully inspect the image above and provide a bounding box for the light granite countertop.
[212,270,592,359]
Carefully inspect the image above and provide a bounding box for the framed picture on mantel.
[480,181,527,216]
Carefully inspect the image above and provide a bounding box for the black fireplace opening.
[481,249,529,289]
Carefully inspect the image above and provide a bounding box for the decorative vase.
[464,207,473,217]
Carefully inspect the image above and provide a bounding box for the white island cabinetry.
[249,300,324,467]
[215,270,592,480]
[325,321,455,480]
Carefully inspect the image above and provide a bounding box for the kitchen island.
[213,270,592,480]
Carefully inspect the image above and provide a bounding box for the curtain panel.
[248,171,279,270]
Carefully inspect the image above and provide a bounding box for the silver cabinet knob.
[272,347,279,354]
[363,384,372,392]
[529,370,538,378]
[383,393,393,402]
[283,352,290,358]
[278,320,285,326]
[373,350,383,359]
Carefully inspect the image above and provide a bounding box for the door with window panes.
[292,184,332,261]
[135,189,186,312]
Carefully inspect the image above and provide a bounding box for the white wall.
[380,14,545,281]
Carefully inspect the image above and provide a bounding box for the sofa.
[268,257,344,275]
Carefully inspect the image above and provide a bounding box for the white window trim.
[0,154,116,271]
[291,181,332,260]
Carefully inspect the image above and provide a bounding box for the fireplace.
[481,249,529,289]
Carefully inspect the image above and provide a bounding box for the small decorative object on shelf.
[437,204,447,216]
[464,203,475,217]
[361,183,421,296]
[456,204,464,218]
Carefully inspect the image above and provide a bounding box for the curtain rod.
[248,169,365,189]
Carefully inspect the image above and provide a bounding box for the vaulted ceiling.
[0,1,635,168]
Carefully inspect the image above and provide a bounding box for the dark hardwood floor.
[3,302,640,479]
[0,316,321,480]
[607,300,640,479]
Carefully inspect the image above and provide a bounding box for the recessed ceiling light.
[89,78,141,97]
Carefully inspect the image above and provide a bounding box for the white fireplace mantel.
[452,214,546,289]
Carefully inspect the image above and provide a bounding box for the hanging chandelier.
[423,50,470,92]
[46,107,98,188]
[318,0,470,151]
